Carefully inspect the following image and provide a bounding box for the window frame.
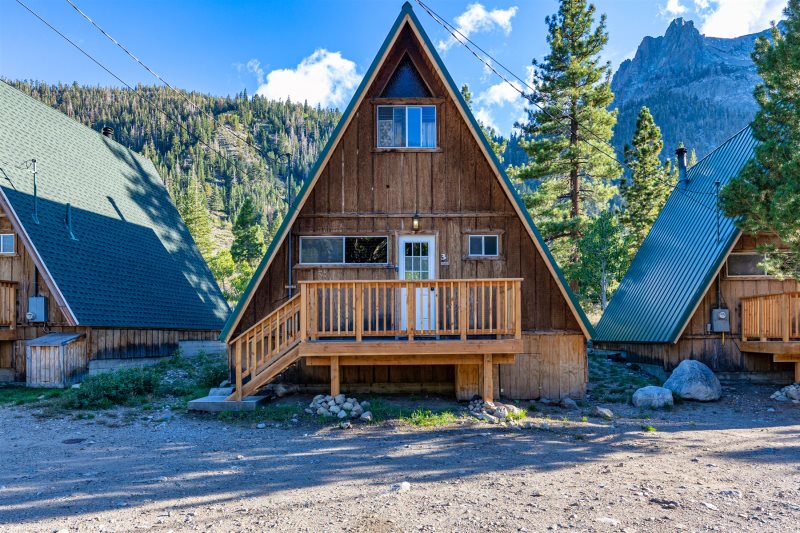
[725,252,771,278]
[467,234,500,258]
[375,104,437,149]
[0,233,15,255]
[298,235,390,266]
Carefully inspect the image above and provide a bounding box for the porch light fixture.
[412,213,420,231]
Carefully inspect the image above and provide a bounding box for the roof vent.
[65,203,77,240]
[102,126,114,138]
[675,145,688,186]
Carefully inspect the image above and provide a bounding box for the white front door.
[398,235,436,332]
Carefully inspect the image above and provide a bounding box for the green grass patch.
[0,386,65,406]
[401,408,460,427]
[588,354,661,404]
[507,407,527,421]
[642,425,657,432]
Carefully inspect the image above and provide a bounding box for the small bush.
[64,367,159,409]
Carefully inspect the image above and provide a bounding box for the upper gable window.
[381,55,432,98]
[0,234,15,255]
[377,105,436,148]
[727,252,770,277]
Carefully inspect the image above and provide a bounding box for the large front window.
[376,105,436,148]
[299,236,389,265]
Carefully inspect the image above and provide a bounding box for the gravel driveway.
[1,383,799,532]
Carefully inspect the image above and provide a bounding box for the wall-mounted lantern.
[412,213,420,231]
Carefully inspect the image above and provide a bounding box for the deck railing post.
[459,281,468,340]
[514,280,522,339]
[782,293,790,342]
[10,285,15,331]
[235,339,243,401]
[300,283,308,342]
[759,297,766,342]
[407,282,416,341]
[355,283,363,342]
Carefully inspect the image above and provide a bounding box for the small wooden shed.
[26,333,86,388]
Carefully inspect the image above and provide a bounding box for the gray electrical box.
[711,308,730,333]
[27,296,48,323]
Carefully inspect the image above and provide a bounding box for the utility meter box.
[27,296,48,323]
[711,308,730,333]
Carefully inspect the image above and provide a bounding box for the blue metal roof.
[594,127,756,343]
[221,2,592,340]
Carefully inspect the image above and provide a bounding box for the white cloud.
[695,0,786,37]
[254,49,361,108]
[474,107,499,131]
[246,59,265,85]
[662,0,688,16]
[437,3,519,52]
[474,80,522,107]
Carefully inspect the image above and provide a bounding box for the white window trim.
[299,235,390,266]
[726,252,771,278]
[376,105,437,149]
[468,234,500,257]
[0,233,15,255]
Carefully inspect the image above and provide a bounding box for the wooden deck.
[228,278,523,401]
[741,292,800,382]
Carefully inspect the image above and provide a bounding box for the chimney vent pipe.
[676,145,688,186]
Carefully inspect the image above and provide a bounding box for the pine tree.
[177,171,214,259]
[621,106,676,249]
[231,196,266,266]
[513,0,621,269]
[720,0,800,280]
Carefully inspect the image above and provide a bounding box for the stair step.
[187,395,267,412]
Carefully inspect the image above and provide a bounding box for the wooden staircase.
[226,294,303,401]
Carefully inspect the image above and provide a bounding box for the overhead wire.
[413,0,720,214]
[12,0,284,203]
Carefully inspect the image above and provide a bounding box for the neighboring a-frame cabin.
[221,3,592,403]
[0,81,229,387]
[595,128,800,384]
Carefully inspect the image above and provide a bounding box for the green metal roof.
[0,80,229,330]
[594,127,755,343]
[221,2,592,340]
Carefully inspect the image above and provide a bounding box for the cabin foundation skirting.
[595,339,793,375]
[277,331,586,401]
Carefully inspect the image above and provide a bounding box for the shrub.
[64,367,159,409]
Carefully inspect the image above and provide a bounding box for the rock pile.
[770,384,800,403]
[305,394,373,421]
[468,397,523,424]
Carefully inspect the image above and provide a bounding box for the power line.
[413,0,719,213]
[64,0,284,179]
[12,0,280,204]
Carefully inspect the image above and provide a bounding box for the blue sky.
[0,0,786,134]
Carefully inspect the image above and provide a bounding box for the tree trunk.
[569,100,580,220]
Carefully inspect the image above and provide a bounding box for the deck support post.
[795,362,800,384]
[331,355,340,397]
[482,354,493,403]
[235,339,242,402]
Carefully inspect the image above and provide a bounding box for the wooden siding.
[0,205,220,383]
[233,24,581,339]
[598,234,799,373]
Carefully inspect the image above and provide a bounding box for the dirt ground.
[1,380,799,533]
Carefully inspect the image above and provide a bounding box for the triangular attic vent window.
[381,55,432,98]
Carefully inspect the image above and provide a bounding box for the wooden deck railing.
[230,293,302,397]
[741,292,800,342]
[302,279,522,341]
[227,278,523,399]
[0,281,16,329]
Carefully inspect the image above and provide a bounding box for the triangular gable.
[221,2,592,341]
[381,53,433,98]
[594,127,755,344]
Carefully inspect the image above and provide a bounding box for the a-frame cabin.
[595,128,800,383]
[221,2,592,403]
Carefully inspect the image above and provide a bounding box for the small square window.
[468,234,499,257]
[0,234,14,255]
